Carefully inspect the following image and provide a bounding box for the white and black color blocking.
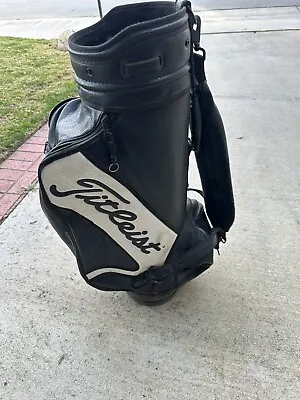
[38,1,235,304]
[41,152,178,279]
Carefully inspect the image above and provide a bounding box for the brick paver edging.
[0,124,48,224]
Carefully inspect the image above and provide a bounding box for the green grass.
[0,36,77,161]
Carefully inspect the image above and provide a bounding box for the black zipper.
[101,114,119,173]
[41,112,120,174]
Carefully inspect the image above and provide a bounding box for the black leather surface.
[47,98,102,151]
[38,1,234,294]
[68,2,191,111]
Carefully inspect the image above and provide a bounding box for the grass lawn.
[0,36,77,162]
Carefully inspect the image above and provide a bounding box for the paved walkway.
[0,7,299,39]
[0,8,300,400]
[0,125,47,222]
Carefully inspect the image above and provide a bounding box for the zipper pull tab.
[101,114,120,173]
[44,141,49,154]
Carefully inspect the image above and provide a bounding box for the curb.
[0,125,47,224]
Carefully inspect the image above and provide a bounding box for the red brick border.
[0,124,48,224]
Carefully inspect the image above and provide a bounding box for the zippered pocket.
[41,112,121,176]
[41,114,103,168]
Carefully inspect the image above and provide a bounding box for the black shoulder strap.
[183,3,236,233]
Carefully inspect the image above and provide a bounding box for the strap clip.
[192,15,201,51]
[183,2,202,51]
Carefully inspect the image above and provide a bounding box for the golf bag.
[38,1,235,302]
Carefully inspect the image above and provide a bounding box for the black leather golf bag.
[38,1,235,304]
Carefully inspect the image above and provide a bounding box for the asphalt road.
[0,0,300,19]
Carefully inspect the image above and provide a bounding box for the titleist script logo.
[49,178,163,255]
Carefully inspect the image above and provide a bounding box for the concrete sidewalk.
[0,6,300,39]
[1,9,300,400]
